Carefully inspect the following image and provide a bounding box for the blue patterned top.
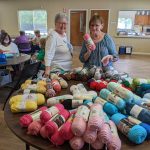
[79,34,118,68]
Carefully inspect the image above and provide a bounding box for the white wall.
[0,0,150,53]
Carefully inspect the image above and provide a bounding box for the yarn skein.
[93,96,118,116]
[20,106,47,127]
[107,120,121,150]
[111,113,147,144]
[40,104,64,123]
[126,103,150,124]
[83,127,97,144]
[88,103,104,131]
[107,82,134,102]
[69,136,85,150]
[71,105,90,136]
[27,120,43,136]
[100,88,126,110]
[59,114,75,140]
[47,95,73,107]
[91,137,104,150]
[45,109,70,136]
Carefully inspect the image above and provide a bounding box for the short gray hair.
[55,13,68,24]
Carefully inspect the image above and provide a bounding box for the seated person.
[31,30,41,52]
[14,31,31,52]
[44,13,73,76]
[0,32,19,55]
[31,38,46,70]
[79,15,118,76]
[0,29,6,43]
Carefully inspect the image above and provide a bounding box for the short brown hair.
[89,15,104,28]
[40,38,46,50]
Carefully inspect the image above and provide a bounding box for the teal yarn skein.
[93,96,118,116]
[111,113,147,144]
[100,89,126,110]
[107,82,134,103]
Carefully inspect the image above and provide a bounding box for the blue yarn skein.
[142,89,150,97]
[107,82,134,102]
[100,88,126,110]
[93,96,118,116]
[111,113,147,144]
[127,116,150,140]
[126,103,150,124]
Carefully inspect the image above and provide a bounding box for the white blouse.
[44,30,72,71]
[0,42,19,55]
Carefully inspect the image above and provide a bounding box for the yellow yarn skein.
[9,93,45,106]
[11,100,37,113]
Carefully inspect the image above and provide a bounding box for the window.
[18,10,47,36]
[117,18,132,30]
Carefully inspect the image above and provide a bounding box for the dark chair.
[2,61,41,110]
[18,42,31,54]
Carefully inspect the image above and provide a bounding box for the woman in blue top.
[79,15,119,75]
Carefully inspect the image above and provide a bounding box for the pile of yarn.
[21,79,46,94]
[88,78,108,91]
[9,93,45,113]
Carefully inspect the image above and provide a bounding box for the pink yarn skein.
[51,79,61,93]
[40,104,64,123]
[27,120,43,135]
[88,104,104,131]
[50,130,65,146]
[91,138,104,150]
[19,106,47,127]
[71,105,90,136]
[98,123,112,144]
[45,109,70,136]
[59,114,75,140]
[40,125,49,139]
[107,120,121,150]
[69,136,84,150]
[83,127,97,144]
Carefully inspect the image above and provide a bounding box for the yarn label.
[76,105,90,122]
[90,106,103,118]
[128,116,141,124]
[19,100,26,112]
[22,94,37,101]
[27,84,37,90]
[107,93,119,104]
[130,105,143,118]
[52,114,66,128]
[94,97,106,106]
[114,87,128,99]
[46,106,59,116]
[118,118,136,136]
[72,100,83,108]
[30,109,43,120]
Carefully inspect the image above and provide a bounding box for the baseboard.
[132,52,150,55]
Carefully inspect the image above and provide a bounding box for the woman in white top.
[44,13,73,76]
[0,32,19,55]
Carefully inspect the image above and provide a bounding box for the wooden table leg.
[26,143,30,150]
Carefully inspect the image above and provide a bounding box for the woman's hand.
[44,66,51,78]
[101,55,113,66]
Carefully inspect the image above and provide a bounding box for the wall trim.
[132,52,150,55]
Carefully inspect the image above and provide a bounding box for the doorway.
[90,10,109,33]
[69,10,87,46]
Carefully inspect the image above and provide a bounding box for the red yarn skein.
[40,104,64,124]
[20,106,47,127]
[51,79,61,93]
[45,109,70,136]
